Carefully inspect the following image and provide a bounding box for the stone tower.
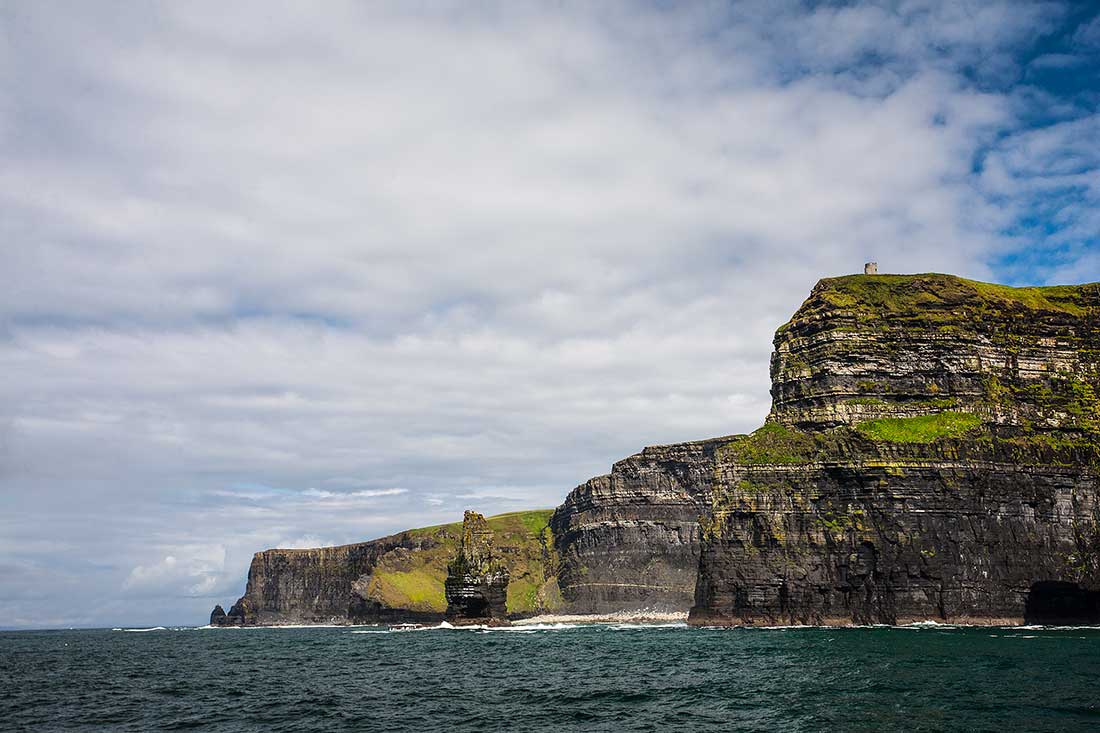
[864,262,878,275]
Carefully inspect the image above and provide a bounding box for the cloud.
[299,488,408,500]
[0,0,1096,628]
[1073,14,1100,48]
[122,546,225,598]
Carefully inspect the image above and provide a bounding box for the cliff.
[548,438,724,613]
[689,273,1100,625]
[213,271,1100,627]
[212,510,559,626]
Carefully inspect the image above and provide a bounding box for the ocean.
[2,623,1098,732]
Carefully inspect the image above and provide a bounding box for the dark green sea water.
[2,622,1099,732]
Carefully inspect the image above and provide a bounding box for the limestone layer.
[548,438,722,613]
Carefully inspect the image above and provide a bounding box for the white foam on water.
[120,627,167,632]
[756,625,813,631]
[516,609,688,626]
[483,623,581,632]
[608,622,688,630]
[388,621,455,632]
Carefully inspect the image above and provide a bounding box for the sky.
[1,0,1098,629]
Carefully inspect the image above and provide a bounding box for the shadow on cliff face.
[1025,581,1100,625]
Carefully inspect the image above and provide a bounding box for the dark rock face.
[692,443,1100,625]
[549,439,725,613]
[689,273,1100,626]
[211,533,442,626]
[445,511,509,625]
[209,605,227,626]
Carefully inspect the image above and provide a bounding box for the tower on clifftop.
[864,262,878,275]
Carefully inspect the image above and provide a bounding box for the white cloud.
[300,488,408,500]
[122,546,226,598]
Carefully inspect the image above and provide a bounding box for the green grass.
[812,273,1095,317]
[855,411,982,443]
[723,422,817,464]
[491,509,553,538]
[505,576,541,612]
[367,509,560,616]
[366,568,447,611]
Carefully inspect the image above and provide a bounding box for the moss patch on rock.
[855,411,982,443]
[722,423,817,464]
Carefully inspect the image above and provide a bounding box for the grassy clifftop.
[770,272,1100,434]
[364,509,561,616]
[792,273,1098,324]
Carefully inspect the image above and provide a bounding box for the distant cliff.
[212,511,559,626]
[214,273,1100,627]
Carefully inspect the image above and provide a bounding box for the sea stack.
[444,511,510,625]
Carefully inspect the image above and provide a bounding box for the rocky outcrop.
[444,511,510,625]
[689,273,1100,626]
[209,605,227,625]
[549,439,725,613]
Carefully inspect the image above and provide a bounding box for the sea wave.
[515,609,688,626]
[608,622,688,630]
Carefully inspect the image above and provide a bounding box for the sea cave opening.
[1024,581,1100,625]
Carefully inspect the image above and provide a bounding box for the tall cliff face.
[690,273,1100,626]
[549,438,725,613]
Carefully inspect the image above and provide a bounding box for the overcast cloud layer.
[1,1,1098,628]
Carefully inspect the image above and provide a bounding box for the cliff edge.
[690,273,1100,625]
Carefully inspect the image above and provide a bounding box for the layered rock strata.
[444,511,510,625]
[689,273,1100,626]
[549,439,725,613]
